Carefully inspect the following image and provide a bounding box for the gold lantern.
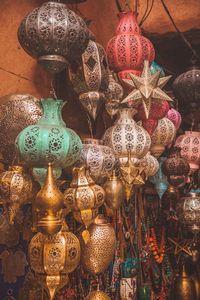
[0,165,39,224]
[29,224,80,300]
[64,166,105,229]
[85,290,111,300]
[80,215,116,275]
[33,163,64,235]
[103,170,125,210]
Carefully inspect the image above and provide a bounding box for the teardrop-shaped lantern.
[149,158,169,199]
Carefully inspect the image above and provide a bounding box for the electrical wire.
[139,0,149,26]
[160,0,200,63]
[140,0,154,26]
[115,0,122,12]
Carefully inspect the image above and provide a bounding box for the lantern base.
[38,55,67,74]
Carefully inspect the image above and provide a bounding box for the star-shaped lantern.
[122,60,173,119]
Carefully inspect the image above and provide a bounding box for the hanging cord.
[115,0,122,12]
[139,0,154,26]
[160,0,200,64]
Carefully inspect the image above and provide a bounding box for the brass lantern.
[64,166,105,229]
[85,290,111,300]
[29,224,80,300]
[33,163,64,235]
[0,165,39,224]
[80,215,116,275]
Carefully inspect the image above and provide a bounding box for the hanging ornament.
[33,163,63,235]
[18,1,89,73]
[137,152,159,179]
[176,193,200,234]
[162,147,190,188]
[149,157,169,199]
[175,131,200,173]
[0,166,39,224]
[85,290,111,300]
[80,138,116,183]
[150,61,165,77]
[64,166,105,233]
[106,11,155,84]
[15,98,82,168]
[165,107,182,130]
[103,170,125,210]
[80,215,116,275]
[173,66,200,114]
[29,223,80,300]
[103,108,151,159]
[105,73,124,118]
[150,117,176,158]
[69,40,109,120]
[0,94,42,166]
[122,60,172,119]
[32,166,62,187]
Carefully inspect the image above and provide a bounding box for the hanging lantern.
[175,131,200,173]
[64,166,105,229]
[137,152,159,179]
[15,98,82,168]
[85,290,111,300]
[32,166,62,187]
[103,170,125,210]
[103,108,151,159]
[162,147,190,188]
[33,163,63,235]
[106,11,155,84]
[105,73,124,118]
[150,61,165,77]
[0,94,42,166]
[29,224,80,300]
[176,193,200,234]
[18,1,89,74]
[80,215,116,275]
[150,117,176,158]
[79,138,116,183]
[69,40,109,120]
[0,166,39,224]
[165,108,182,130]
[173,66,200,114]
[149,158,169,199]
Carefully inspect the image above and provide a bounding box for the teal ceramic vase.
[15,98,82,168]
[150,61,165,77]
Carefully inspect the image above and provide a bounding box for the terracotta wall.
[0,0,199,99]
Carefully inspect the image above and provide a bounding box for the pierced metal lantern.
[0,94,42,166]
[80,215,116,275]
[86,290,111,300]
[176,193,200,234]
[173,66,200,114]
[15,98,82,168]
[166,108,182,130]
[80,138,117,183]
[29,225,80,300]
[18,1,89,73]
[69,40,109,120]
[137,152,159,179]
[32,166,62,187]
[150,61,165,77]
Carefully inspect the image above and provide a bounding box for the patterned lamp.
[166,108,182,130]
[15,98,82,168]
[150,61,165,77]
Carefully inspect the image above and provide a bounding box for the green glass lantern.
[15,98,82,168]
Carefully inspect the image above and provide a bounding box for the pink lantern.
[175,131,200,173]
[166,108,182,130]
[142,119,158,136]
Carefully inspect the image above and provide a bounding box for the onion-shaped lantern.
[79,215,116,275]
[175,131,200,173]
[176,193,200,234]
[80,138,116,183]
[103,108,151,159]
[150,117,176,158]
[162,147,190,188]
[15,98,82,168]
[18,1,89,73]
[150,61,165,77]
[149,157,169,199]
[86,290,111,300]
[106,11,155,84]
[166,108,182,130]
[29,224,80,300]
[0,94,42,166]
[69,40,109,120]
[137,152,159,179]
[64,166,105,229]
[173,66,200,114]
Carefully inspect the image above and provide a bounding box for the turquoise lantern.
[15,98,82,168]
[150,61,165,78]
[149,157,169,199]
